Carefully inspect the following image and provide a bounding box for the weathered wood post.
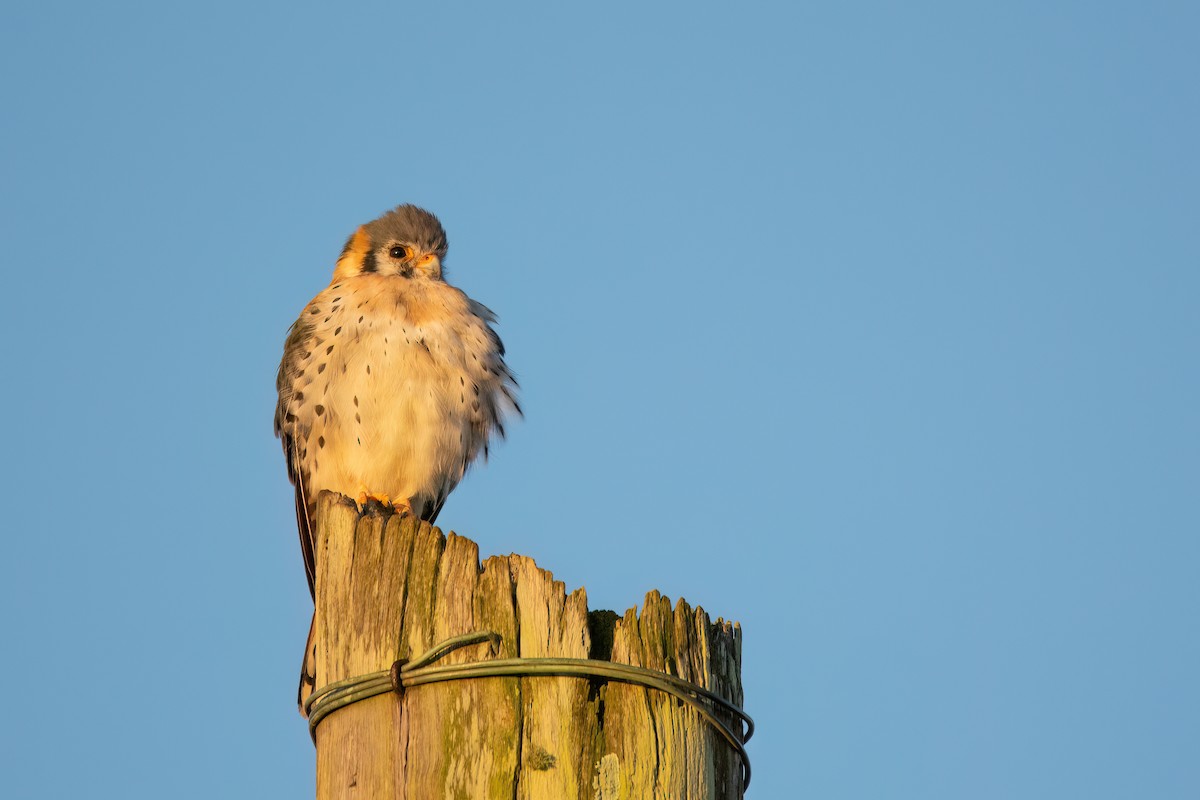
[309,491,748,799]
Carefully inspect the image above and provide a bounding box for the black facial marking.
[361,249,378,273]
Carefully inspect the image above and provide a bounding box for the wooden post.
[311,492,746,799]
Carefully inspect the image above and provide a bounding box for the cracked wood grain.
[310,492,744,800]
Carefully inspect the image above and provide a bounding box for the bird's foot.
[353,489,415,518]
[355,488,392,515]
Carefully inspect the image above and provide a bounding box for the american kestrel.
[275,204,519,709]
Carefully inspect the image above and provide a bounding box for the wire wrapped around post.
[305,631,754,790]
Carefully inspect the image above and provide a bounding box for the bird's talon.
[355,489,393,514]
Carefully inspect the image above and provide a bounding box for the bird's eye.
[389,245,409,259]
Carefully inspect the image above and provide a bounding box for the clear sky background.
[2,2,1197,798]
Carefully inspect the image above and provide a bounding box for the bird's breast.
[283,276,506,507]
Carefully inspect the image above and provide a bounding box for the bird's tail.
[298,613,316,716]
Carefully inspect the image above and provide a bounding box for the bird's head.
[332,204,449,282]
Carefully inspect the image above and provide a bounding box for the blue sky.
[2,2,1197,797]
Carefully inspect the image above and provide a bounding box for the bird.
[274,204,519,712]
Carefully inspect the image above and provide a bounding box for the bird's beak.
[417,254,441,275]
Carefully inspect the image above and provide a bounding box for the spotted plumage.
[275,204,519,710]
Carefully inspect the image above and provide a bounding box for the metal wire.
[304,630,754,790]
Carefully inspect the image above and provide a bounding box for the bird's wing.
[468,300,523,451]
[275,314,317,598]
